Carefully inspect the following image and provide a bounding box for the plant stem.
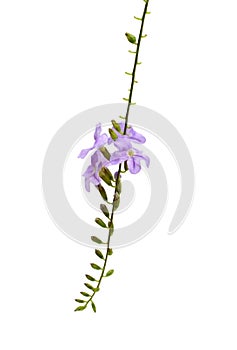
[124,0,150,134]
[85,0,150,307]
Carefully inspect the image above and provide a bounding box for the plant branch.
[76,0,150,312]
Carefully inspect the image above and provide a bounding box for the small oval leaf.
[91,300,96,313]
[85,274,97,282]
[91,263,102,270]
[75,299,86,303]
[84,283,95,291]
[95,218,107,228]
[91,236,103,244]
[95,249,104,260]
[100,204,110,219]
[105,269,114,277]
[74,305,86,312]
[80,291,90,297]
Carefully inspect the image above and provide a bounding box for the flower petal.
[94,133,108,149]
[85,177,91,192]
[94,123,102,140]
[110,151,128,165]
[134,153,150,167]
[127,156,141,174]
[114,136,132,151]
[90,174,101,186]
[91,151,99,166]
[78,147,93,159]
[82,164,94,177]
[128,128,146,143]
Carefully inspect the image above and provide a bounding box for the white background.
[1,0,237,349]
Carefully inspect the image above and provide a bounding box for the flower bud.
[117,178,122,194]
[95,218,107,228]
[100,204,110,218]
[125,32,136,44]
[108,221,114,236]
[103,167,114,180]
[113,192,120,211]
[97,184,108,201]
[91,236,103,244]
[111,120,121,133]
[99,146,111,160]
[99,167,113,186]
[108,248,113,256]
[109,128,118,140]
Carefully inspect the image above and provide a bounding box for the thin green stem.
[123,0,150,134]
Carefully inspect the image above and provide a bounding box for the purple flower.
[82,150,108,192]
[78,123,108,159]
[110,147,150,174]
[113,136,133,151]
[123,123,146,144]
[108,122,146,145]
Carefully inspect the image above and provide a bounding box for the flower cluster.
[78,122,150,192]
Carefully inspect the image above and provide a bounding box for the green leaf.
[84,283,95,291]
[91,263,102,270]
[105,269,114,277]
[74,305,86,311]
[100,204,110,219]
[125,32,136,44]
[91,300,96,313]
[108,248,113,256]
[85,274,97,282]
[97,184,108,201]
[75,299,86,303]
[80,291,90,297]
[91,236,103,244]
[95,249,104,260]
[95,218,107,228]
